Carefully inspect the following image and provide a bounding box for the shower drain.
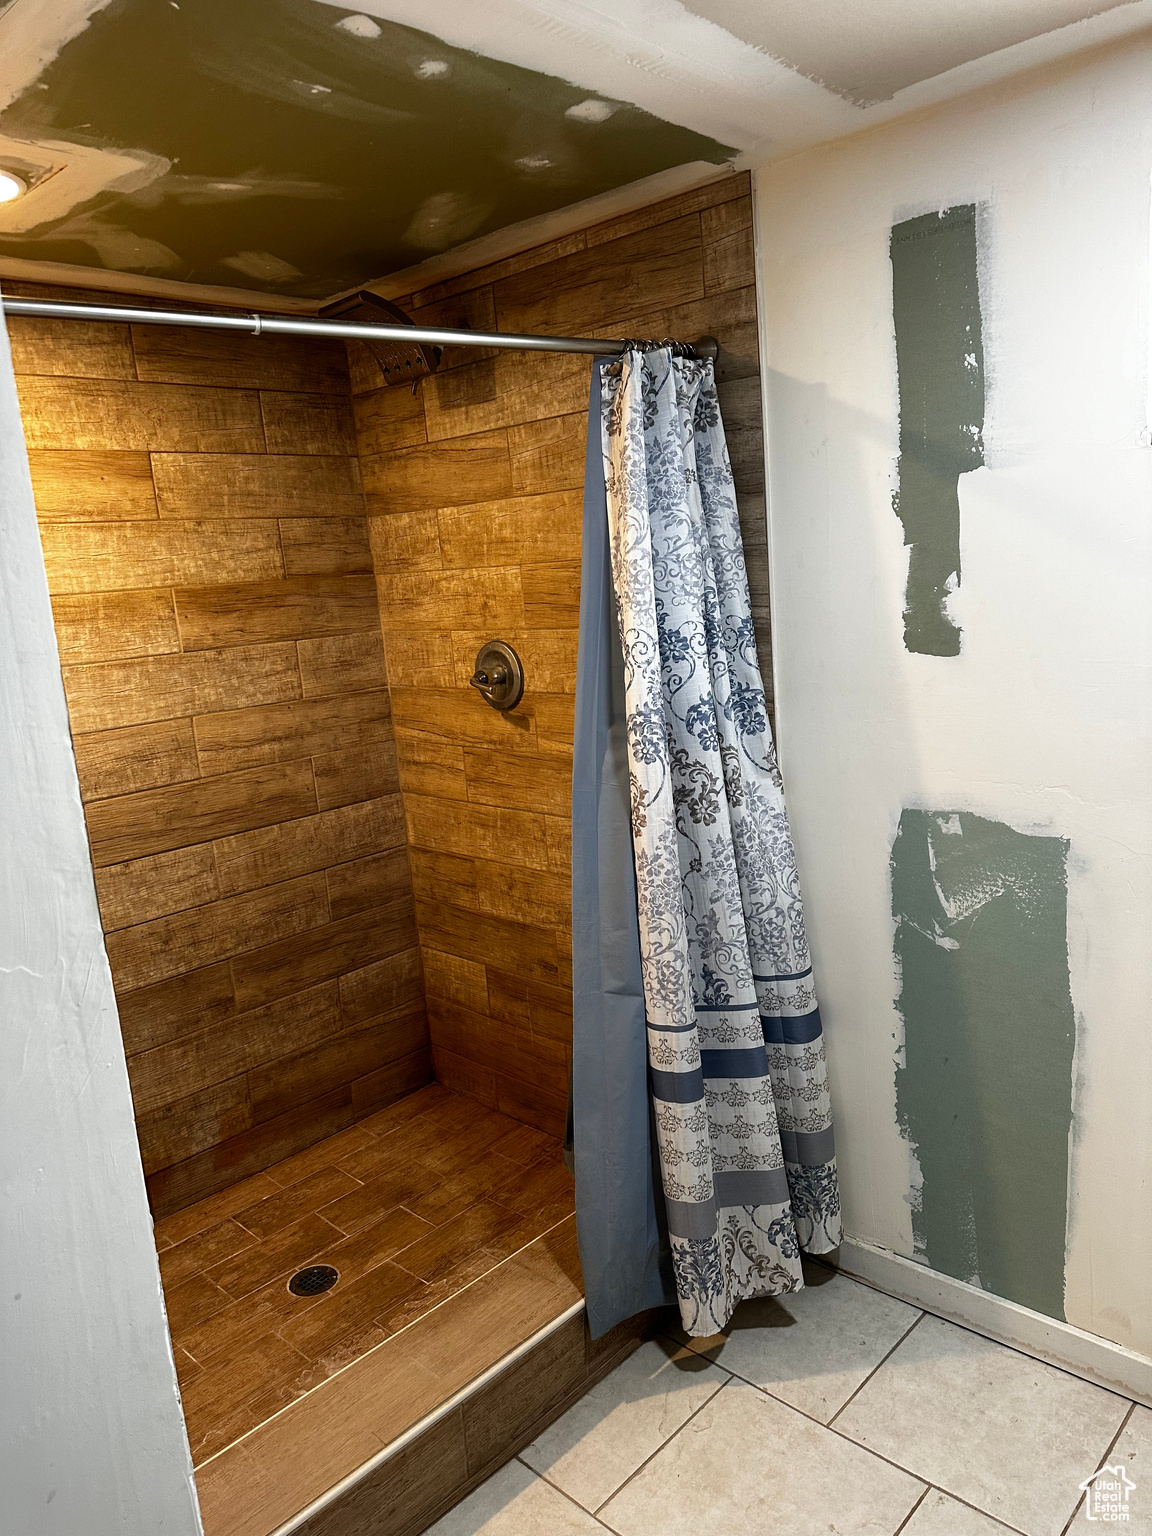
[288,1264,339,1297]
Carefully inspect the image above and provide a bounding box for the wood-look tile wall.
[351,172,768,1139]
[9,288,429,1216]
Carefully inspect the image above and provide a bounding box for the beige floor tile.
[521,1337,727,1511]
[1069,1404,1146,1532]
[427,1457,604,1536]
[674,1264,920,1423]
[598,1378,923,1536]
[902,1489,1021,1535]
[834,1314,1130,1536]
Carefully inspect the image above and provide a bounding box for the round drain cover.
[288,1264,339,1297]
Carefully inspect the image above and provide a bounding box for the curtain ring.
[250,312,262,336]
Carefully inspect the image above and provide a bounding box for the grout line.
[893,1485,1035,1536]
[822,1250,1152,1409]
[256,390,270,453]
[514,1456,620,1533]
[1059,1399,1136,1536]
[662,1304,1126,1536]
[171,1105,557,1436]
[627,1325,1049,1536]
[651,1302,926,1438]
[922,1486,1030,1536]
[950,1494,1030,1536]
[827,1310,925,1427]
[651,1321,1021,1510]
[126,315,141,383]
[892,1485,931,1534]
[586,1368,735,1518]
[157,1088,438,1244]
[197,1207,578,1468]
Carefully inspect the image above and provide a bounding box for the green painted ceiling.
[0,0,733,299]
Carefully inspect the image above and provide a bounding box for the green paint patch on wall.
[890,205,985,656]
[0,0,733,297]
[892,809,1074,1321]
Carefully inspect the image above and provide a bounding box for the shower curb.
[269,1301,583,1536]
[267,1300,664,1536]
[836,1237,1152,1408]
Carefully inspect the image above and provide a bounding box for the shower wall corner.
[10,282,430,1217]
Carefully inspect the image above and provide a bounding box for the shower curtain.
[572,347,841,1339]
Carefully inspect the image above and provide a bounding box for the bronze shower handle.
[469,664,508,699]
[468,642,524,712]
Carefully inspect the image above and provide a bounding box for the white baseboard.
[836,1237,1152,1409]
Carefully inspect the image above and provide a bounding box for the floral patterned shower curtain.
[599,347,841,1337]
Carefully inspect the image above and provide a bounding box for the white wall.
[0,306,202,1533]
[755,34,1152,1353]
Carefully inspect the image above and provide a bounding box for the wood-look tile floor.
[153,1084,576,1465]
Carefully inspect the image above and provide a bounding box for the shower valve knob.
[468,641,524,712]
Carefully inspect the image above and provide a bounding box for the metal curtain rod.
[0,296,719,360]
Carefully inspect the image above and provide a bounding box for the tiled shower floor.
[154,1083,575,1467]
[435,1261,1144,1536]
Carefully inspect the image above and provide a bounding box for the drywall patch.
[892,809,1074,1321]
[0,0,734,295]
[221,249,303,282]
[0,0,115,112]
[890,204,985,656]
[313,0,838,151]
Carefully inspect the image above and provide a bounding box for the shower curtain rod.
[0,296,719,360]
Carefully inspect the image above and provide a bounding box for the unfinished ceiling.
[0,0,733,300]
[681,0,1134,106]
[0,0,1149,306]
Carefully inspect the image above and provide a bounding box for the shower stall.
[9,169,767,1536]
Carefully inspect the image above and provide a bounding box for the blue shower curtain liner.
[571,361,677,1339]
[573,348,841,1340]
